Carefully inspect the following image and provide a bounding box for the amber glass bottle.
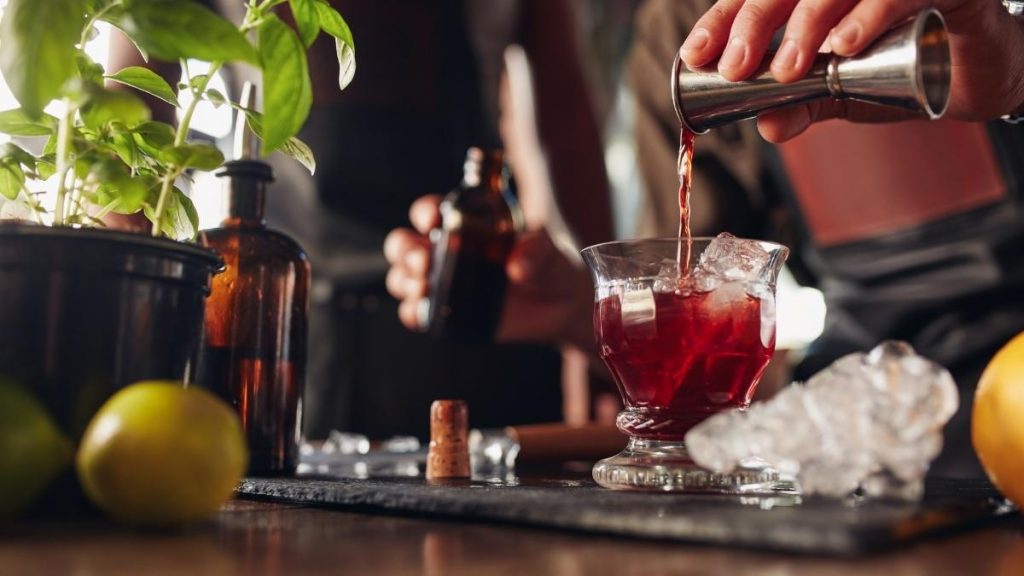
[199,159,310,476]
[425,148,524,341]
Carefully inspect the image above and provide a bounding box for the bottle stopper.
[426,400,470,479]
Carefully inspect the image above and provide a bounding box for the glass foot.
[592,438,797,494]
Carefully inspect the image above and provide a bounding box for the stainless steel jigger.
[672,8,951,134]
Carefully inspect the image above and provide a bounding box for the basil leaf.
[0,161,25,200]
[107,0,258,65]
[0,143,37,170]
[0,109,58,136]
[314,0,355,90]
[290,0,320,48]
[160,143,225,171]
[204,88,227,108]
[243,110,316,175]
[36,155,57,180]
[81,88,151,129]
[0,0,84,118]
[146,186,198,240]
[76,53,106,84]
[106,66,180,107]
[132,121,176,155]
[258,15,312,152]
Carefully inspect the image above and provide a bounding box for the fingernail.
[771,39,799,73]
[833,20,862,49]
[682,28,710,53]
[718,37,747,72]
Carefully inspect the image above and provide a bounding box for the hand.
[679,0,1024,141]
[383,195,596,351]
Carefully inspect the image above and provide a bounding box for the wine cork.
[427,399,470,479]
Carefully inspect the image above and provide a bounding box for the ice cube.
[652,259,681,293]
[620,284,657,338]
[685,341,959,500]
[697,232,774,283]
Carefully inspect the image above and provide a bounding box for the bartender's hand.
[679,0,1024,141]
[383,195,596,352]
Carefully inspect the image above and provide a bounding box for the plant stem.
[150,61,222,236]
[52,102,75,226]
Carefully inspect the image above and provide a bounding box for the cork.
[426,399,470,479]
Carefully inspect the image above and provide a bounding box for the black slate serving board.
[237,475,1013,556]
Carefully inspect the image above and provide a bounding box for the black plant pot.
[0,223,222,439]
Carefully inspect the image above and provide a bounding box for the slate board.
[236,475,1013,556]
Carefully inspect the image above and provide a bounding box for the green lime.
[77,381,248,527]
[0,379,73,519]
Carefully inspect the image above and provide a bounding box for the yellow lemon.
[973,332,1024,507]
[77,381,248,527]
[0,379,72,518]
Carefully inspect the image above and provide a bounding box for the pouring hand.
[679,0,1024,141]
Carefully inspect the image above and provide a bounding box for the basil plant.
[0,0,354,238]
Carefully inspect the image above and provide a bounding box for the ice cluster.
[685,341,960,500]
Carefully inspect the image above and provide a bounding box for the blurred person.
[111,0,614,439]
[389,0,1024,476]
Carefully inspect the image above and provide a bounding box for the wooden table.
[3,498,1023,575]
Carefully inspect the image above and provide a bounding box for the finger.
[397,298,424,331]
[681,0,745,68]
[409,194,443,234]
[383,228,427,267]
[386,265,428,300]
[755,98,917,141]
[770,0,859,83]
[719,0,800,81]
[828,0,929,57]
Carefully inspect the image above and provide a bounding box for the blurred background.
[0,0,825,432]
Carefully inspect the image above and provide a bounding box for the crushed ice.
[685,341,959,500]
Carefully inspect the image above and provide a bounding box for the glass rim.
[579,236,789,256]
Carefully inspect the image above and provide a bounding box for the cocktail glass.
[581,237,791,493]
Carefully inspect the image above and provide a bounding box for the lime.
[973,332,1024,508]
[77,381,248,527]
[0,379,72,519]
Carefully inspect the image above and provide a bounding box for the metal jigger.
[672,8,951,133]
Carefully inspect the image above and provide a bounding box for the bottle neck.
[464,150,505,193]
[223,181,266,227]
[217,160,273,227]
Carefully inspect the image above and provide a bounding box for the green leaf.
[132,121,176,155]
[146,186,198,240]
[204,88,227,108]
[314,0,356,90]
[76,53,106,84]
[94,172,153,215]
[36,157,57,180]
[0,143,37,170]
[0,161,25,200]
[159,143,225,171]
[259,15,312,153]
[106,66,179,107]
[0,0,84,118]
[243,110,316,175]
[107,0,259,65]
[290,0,320,48]
[0,109,58,136]
[81,88,151,129]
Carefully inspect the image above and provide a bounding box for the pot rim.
[0,221,222,268]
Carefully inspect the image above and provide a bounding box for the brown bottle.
[425,148,523,341]
[199,97,310,475]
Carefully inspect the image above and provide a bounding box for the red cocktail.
[581,236,789,492]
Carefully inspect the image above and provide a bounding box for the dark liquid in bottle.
[201,346,301,474]
[427,148,520,341]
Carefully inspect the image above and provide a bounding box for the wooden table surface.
[3,498,1023,576]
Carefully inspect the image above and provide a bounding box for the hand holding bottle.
[383,195,594,352]
[679,0,1024,141]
